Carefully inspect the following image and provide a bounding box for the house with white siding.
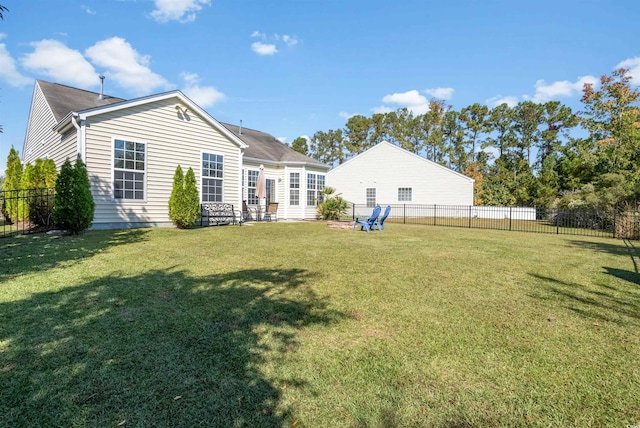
[22,80,329,228]
[327,141,474,207]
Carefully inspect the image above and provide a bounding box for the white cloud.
[339,111,359,119]
[277,137,287,143]
[85,37,170,95]
[371,105,394,114]
[150,0,210,23]
[21,39,98,87]
[530,75,597,103]
[282,35,298,47]
[251,42,278,56]
[0,38,31,87]
[82,5,97,15]
[380,89,429,114]
[424,87,454,100]
[486,95,519,108]
[617,57,640,85]
[250,32,298,55]
[180,72,224,108]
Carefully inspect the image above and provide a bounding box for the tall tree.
[442,110,466,171]
[512,101,543,165]
[311,129,346,165]
[368,113,390,147]
[387,108,424,154]
[459,103,491,163]
[344,115,373,156]
[485,103,516,159]
[291,136,309,156]
[581,67,640,183]
[422,99,447,163]
[538,101,578,166]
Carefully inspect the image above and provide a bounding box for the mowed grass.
[1,223,639,427]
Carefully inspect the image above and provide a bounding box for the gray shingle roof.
[36,80,326,168]
[221,123,328,167]
[37,80,125,122]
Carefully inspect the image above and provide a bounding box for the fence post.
[509,206,512,231]
[556,209,559,235]
[612,208,616,239]
[352,204,355,220]
[403,204,406,224]
[434,204,437,226]
[468,205,472,228]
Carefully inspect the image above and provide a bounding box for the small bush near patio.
[169,165,200,228]
[317,186,348,220]
[52,157,95,234]
[1,224,639,426]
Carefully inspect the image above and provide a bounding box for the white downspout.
[71,113,85,162]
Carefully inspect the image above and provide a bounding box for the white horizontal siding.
[327,141,474,206]
[84,98,241,227]
[22,82,77,167]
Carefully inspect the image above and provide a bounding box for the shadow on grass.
[0,229,149,281]
[0,267,343,426]
[529,273,640,325]
[566,238,640,279]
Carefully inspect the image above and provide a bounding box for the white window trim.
[111,136,148,203]
[200,151,225,203]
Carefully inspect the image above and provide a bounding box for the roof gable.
[37,80,125,122]
[329,141,474,182]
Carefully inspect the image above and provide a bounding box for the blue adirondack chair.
[353,205,381,232]
[372,205,391,230]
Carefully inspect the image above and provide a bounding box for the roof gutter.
[243,156,331,170]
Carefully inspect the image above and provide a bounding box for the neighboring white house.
[22,80,329,228]
[327,141,474,207]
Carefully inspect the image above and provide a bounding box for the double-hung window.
[289,172,300,206]
[306,173,326,206]
[247,170,259,205]
[317,175,326,203]
[113,139,145,200]
[202,153,223,202]
[307,174,317,206]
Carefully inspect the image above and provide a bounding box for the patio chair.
[263,202,279,222]
[372,205,391,230]
[353,205,381,232]
[240,200,252,224]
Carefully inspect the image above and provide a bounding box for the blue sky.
[1,0,639,169]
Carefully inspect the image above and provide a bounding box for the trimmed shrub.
[22,158,57,226]
[3,147,26,223]
[52,157,95,234]
[169,165,200,228]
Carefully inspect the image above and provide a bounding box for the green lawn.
[1,223,639,427]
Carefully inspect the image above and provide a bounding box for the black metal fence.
[349,203,640,240]
[1,188,56,238]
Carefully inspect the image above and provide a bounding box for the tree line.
[292,68,640,210]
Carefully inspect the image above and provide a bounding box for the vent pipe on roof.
[239,119,243,135]
[98,75,105,100]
